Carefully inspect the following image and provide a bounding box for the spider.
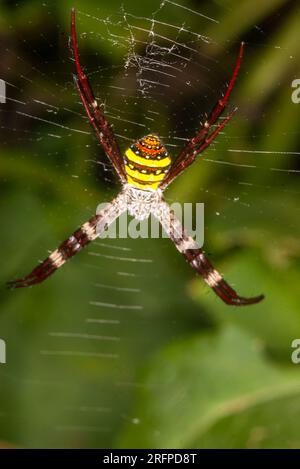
[7,9,264,306]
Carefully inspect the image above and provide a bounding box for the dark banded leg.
[183,248,264,306]
[7,196,126,289]
[153,200,264,306]
[159,43,244,190]
[70,9,127,183]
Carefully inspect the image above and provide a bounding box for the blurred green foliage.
[0,0,300,449]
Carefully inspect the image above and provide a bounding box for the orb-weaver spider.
[7,9,264,306]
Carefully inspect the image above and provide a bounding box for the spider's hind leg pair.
[7,9,264,306]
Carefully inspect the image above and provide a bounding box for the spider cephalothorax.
[123,184,164,221]
[7,9,264,306]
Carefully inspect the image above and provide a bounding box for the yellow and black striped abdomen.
[124,134,171,190]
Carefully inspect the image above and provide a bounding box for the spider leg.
[153,200,264,306]
[7,195,126,289]
[160,43,244,190]
[70,9,127,183]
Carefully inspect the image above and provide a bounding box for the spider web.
[0,0,299,448]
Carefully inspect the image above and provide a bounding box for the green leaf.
[118,326,300,448]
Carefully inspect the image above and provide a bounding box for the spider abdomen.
[124,134,171,190]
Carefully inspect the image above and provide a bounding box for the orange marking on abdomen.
[136,142,163,156]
